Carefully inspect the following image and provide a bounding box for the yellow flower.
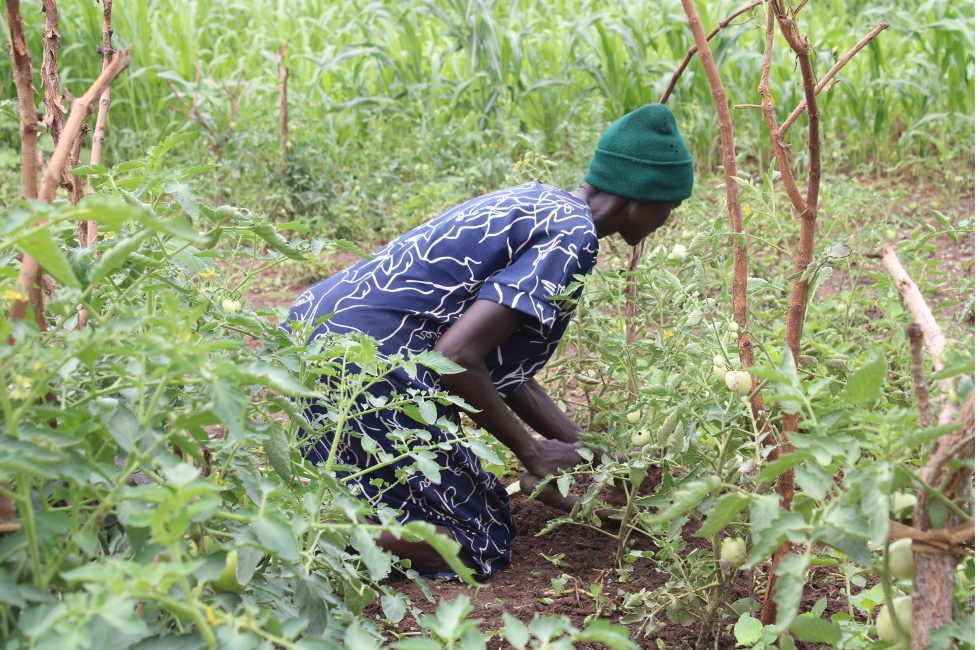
[663,330,674,340]
[10,387,30,400]
[743,203,751,216]
[1,289,28,302]
[205,607,224,627]
[9,376,33,400]
[199,268,216,280]
[514,160,522,169]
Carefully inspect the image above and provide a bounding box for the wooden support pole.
[7,49,132,328]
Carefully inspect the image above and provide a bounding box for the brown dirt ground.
[361,483,873,649]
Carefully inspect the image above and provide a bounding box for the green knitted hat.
[584,104,694,202]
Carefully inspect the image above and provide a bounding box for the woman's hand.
[523,438,587,479]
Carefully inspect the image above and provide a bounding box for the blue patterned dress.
[287,181,599,576]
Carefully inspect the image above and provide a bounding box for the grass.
[0,0,974,239]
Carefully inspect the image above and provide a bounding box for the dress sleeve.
[477,210,598,329]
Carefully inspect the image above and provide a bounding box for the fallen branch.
[889,519,975,557]
[912,391,974,649]
[757,4,805,214]
[875,242,973,649]
[37,49,130,202]
[677,1,767,421]
[5,0,46,333]
[874,242,956,425]
[758,0,827,625]
[88,0,114,172]
[76,0,115,330]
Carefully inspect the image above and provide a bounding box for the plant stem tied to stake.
[875,242,972,649]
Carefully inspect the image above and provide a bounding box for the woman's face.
[618,199,683,246]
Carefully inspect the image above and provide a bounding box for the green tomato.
[885,228,898,241]
[577,374,599,393]
[212,549,245,594]
[886,538,914,581]
[626,410,642,425]
[681,228,696,240]
[631,429,652,447]
[222,299,241,315]
[671,244,687,260]
[957,560,975,589]
[725,370,751,397]
[876,596,911,645]
[713,355,725,367]
[891,492,916,518]
[721,537,747,570]
[727,321,740,333]
[948,387,960,406]
[713,364,728,383]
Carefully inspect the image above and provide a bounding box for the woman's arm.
[433,299,584,479]
[503,379,581,444]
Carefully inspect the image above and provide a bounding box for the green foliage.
[1,0,972,236]
[0,137,492,648]
[533,169,975,642]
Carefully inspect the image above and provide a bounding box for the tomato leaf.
[265,420,292,483]
[251,223,305,260]
[645,476,721,525]
[163,180,202,221]
[697,491,752,538]
[790,614,842,644]
[252,516,301,562]
[17,228,80,289]
[773,553,811,631]
[838,347,886,406]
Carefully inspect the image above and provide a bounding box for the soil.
[361,483,874,649]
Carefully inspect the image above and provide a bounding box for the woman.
[288,103,694,578]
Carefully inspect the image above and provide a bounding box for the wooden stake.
[39,0,66,148]
[277,42,289,175]
[7,49,132,327]
[5,0,39,202]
